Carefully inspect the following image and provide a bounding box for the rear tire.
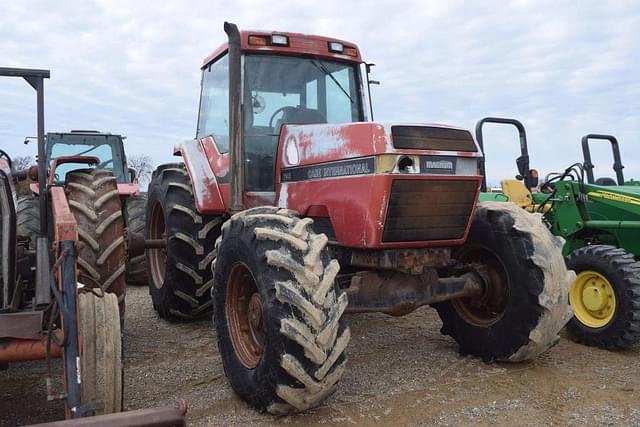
[566,245,640,349]
[125,194,148,286]
[435,202,574,362]
[78,290,123,415]
[213,207,350,414]
[66,169,127,318]
[146,163,221,319]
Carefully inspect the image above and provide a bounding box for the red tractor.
[146,23,574,413]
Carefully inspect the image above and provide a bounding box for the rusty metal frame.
[344,269,484,316]
[29,401,188,427]
[333,247,452,274]
[0,67,50,237]
[50,186,78,242]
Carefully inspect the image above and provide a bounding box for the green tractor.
[477,117,640,350]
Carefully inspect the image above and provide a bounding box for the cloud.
[0,0,638,186]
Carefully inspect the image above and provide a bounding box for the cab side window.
[197,55,229,152]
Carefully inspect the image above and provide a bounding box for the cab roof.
[202,30,363,68]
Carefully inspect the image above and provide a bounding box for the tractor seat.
[500,179,533,209]
[595,177,617,186]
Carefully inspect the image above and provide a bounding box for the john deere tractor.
[146,23,572,414]
[477,117,640,350]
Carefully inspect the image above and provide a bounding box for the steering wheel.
[268,106,291,129]
[0,149,12,169]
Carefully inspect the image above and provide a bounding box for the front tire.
[213,207,350,414]
[77,290,123,415]
[435,202,574,362]
[566,245,640,349]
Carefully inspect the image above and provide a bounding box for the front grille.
[391,126,478,152]
[382,179,478,242]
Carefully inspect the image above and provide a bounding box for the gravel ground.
[2,285,640,426]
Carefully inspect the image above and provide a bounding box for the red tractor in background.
[17,129,150,300]
[145,23,574,413]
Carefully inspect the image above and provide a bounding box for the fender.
[174,139,226,214]
[117,182,141,197]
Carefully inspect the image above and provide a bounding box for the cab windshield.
[243,55,364,190]
[46,134,126,184]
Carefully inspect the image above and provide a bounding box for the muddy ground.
[2,285,640,426]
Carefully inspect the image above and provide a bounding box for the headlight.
[375,155,421,174]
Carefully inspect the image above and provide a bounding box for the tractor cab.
[196,29,366,193]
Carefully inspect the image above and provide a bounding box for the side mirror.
[129,167,137,182]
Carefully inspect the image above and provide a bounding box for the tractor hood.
[278,122,483,170]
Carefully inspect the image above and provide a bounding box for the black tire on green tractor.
[145,163,221,319]
[565,245,640,349]
[435,202,573,362]
[66,169,127,319]
[212,207,350,414]
[77,290,123,415]
[16,194,39,248]
[124,194,148,286]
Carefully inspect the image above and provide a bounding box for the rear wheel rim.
[570,270,616,328]
[148,201,166,290]
[226,263,264,369]
[452,245,509,327]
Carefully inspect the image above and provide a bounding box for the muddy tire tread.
[146,163,221,319]
[67,169,127,317]
[436,201,573,362]
[213,207,350,414]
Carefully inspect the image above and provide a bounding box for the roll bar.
[581,134,624,186]
[475,117,533,191]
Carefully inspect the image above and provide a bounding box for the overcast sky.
[1,0,638,186]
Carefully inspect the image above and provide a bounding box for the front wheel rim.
[225,263,265,369]
[452,245,510,327]
[148,201,166,290]
[570,270,616,328]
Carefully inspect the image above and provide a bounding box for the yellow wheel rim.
[569,271,616,328]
